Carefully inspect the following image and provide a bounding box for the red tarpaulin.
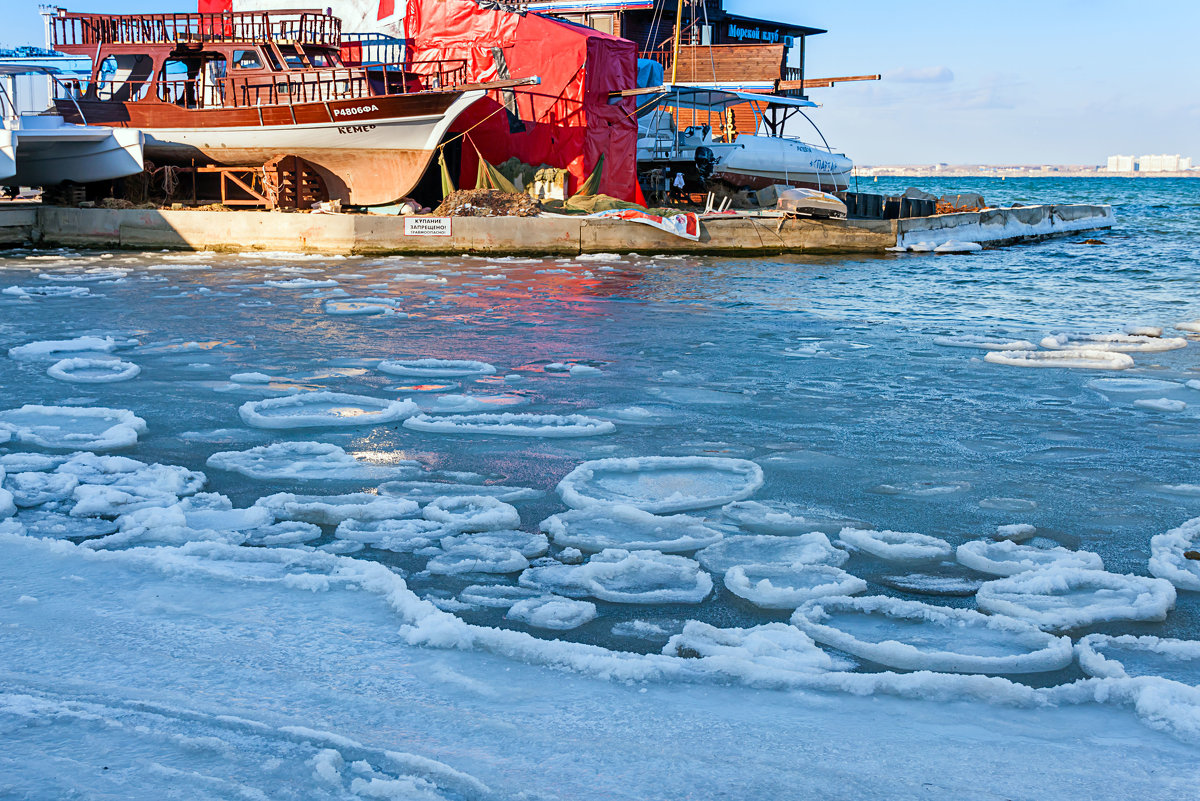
[404,0,640,201]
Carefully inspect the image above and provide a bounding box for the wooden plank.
[776,74,880,91]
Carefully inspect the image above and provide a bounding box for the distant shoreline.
[856,169,1198,179]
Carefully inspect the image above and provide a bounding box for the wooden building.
[522,0,825,133]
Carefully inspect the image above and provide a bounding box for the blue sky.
[8,1,1198,164]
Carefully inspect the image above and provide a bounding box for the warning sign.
[403,217,453,237]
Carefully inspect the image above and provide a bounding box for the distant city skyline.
[6,0,1199,165]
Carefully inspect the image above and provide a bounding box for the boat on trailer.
[630,84,853,196]
[46,7,535,205]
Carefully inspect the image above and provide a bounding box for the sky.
[7,0,1199,164]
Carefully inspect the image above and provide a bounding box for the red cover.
[405,0,640,201]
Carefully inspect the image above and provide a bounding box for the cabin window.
[233,50,263,70]
[94,54,154,102]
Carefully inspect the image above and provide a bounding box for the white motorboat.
[634,85,852,195]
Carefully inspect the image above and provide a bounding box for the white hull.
[1,117,144,187]
[713,135,853,192]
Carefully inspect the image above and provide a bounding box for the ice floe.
[3,285,92,298]
[14,509,118,539]
[239,391,418,428]
[439,529,548,559]
[1175,320,1200,334]
[1087,377,1185,394]
[426,543,530,575]
[37,268,126,282]
[243,520,323,546]
[519,549,713,604]
[457,584,545,608]
[417,394,529,413]
[207,442,422,481]
[264,278,339,289]
[838,527,953,561]
[404,412,614,437]
[378,480,542,503]
[539,505,724,553]
[506,595,597,629]
[422,495,521,532]
[4,471,78,507]
[664,621,851,677]
[792,596,1074,674]
[718,500,861,536]
[46,357,140,383]
[976,569,1177,630]
[724,564,867,609]
[933,334,1038,350]
[1149,517,1200,591]
[322,297,405,316]
[255,493,420,526]
[875,572,984,597]
[1134,398,1186,412]
[933,241,984,254]
[696,533,848,574]
[377,358,497,377]
[956,540,1104,576]
[557,456,764,513]
[8,335,121,360]
[1040,332,1188,353]
[984,349,1134,369]
[0,405,147,451]
[995,523,1037,542]
[334,518,445,551]
[1076,634,1200,683]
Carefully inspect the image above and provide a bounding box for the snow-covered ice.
[404,412,615,437]
[1149,517,1200,591]
[539,504,723,553]
[984,348,1135,369]
[422,495,521,532]
[956,539,1104,576]
[8,335,121,360]
[519,549,713,604]
[255,492,420,526]
[0,405,147,451]
[793,595,1074,674]
[239,392,419,428]
[696,532,848,574]
[976,569,1177,630]
[838,527,954,561]
[1040,332,1188,353]
[334,517,445,551]
[506,595,597,629]
[377,358,497,377]
[46,357,140,383]
[664,621,852,676]
[724,563,868,609]
[933,334,1038,350]
[208,441,423,481]
[1076,634,1200,683]
[557,456,764,513]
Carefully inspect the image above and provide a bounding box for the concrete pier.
[0,203,1112,255]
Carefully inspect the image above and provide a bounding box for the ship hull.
[57,90,484,205]
[711,135,852,193]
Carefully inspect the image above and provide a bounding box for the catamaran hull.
[0,126,144,187]
[58,90,485,206]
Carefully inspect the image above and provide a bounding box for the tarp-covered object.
[221,0,641,202]
[405,0,640,202]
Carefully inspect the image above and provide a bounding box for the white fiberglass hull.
[1,121,144,187]
[712,135,853,193]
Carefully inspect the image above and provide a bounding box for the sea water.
[1,177,1199,798]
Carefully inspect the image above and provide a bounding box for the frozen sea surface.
[3,178,1200,797]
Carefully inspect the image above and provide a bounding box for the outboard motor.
[694,146,717,181]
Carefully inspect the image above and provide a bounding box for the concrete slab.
[0,203,1114,256]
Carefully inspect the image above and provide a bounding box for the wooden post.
[670,0,684,84]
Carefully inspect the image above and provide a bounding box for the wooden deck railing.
[49,10,342,50]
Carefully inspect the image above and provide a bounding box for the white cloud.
[886,66,955,83]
